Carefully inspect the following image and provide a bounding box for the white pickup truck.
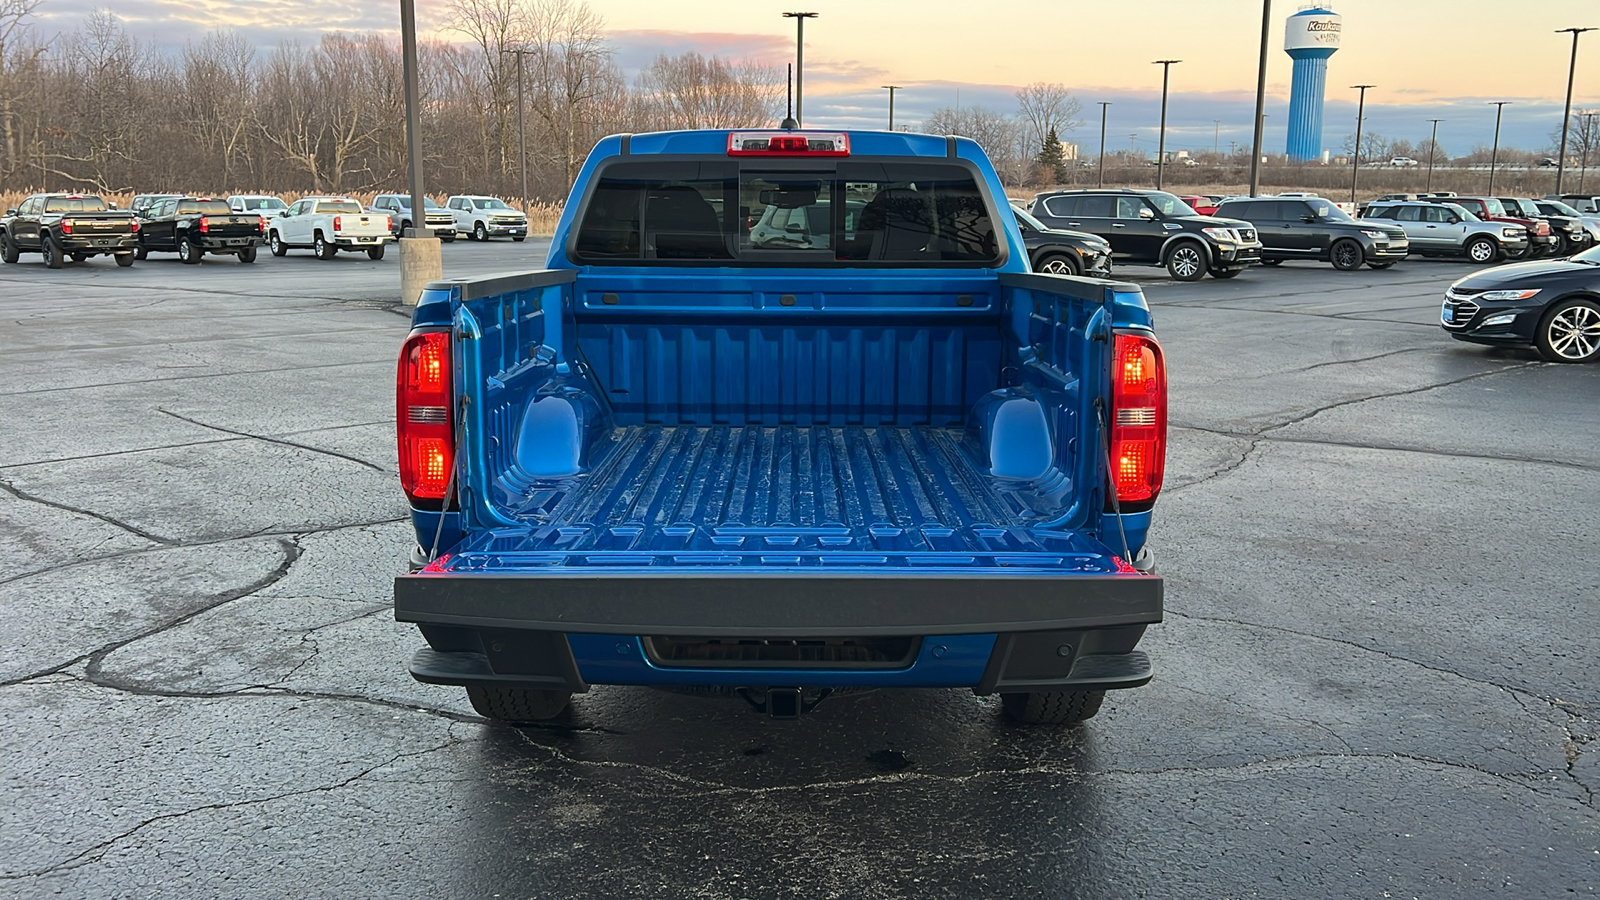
[445,195,529,242]
[267,196,394,260]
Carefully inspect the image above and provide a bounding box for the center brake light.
[1108,333,1167,508]
[397,331,454,504]
[728,131,850,156]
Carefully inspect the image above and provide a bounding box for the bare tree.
[47,8,143,190]
[523,0,623,191]
[1014,82,1082,158]
[448,0,524,183]
[923,105,1029,183]
[258,41,326,189]
[633,51,782,131]
[0,0,43,180]
[179,30,256,187]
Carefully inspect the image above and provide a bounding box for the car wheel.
[238,246,257,264]
[114,252,133,267]
[41,234,61,269]
[474,221,488,242]
[1329,239,1363,271]
[177,235,200,264]
[399,219,411,237]
[1001,690,1105,725]
[441,233,456,243]
[269,231,286,257]
[314,233,335,259]
[1035,253,1080,276]
[465,686,571,723]
[1367,261,1396,269]
[1504,243,1530,260]
[133,245,147,260]
[512,236,525,243]
[1260,258,1283,266]
[1535,298,1600,363]
[1209,268,1242,279]
[0,232,18,264]
[367,244,385,261]
[70,251,87,263]
[1165,242,1205,281]
[1465,236,1498,264]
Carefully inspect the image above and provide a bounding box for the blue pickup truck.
[393,129,1166,725]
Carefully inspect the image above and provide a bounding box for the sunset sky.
[39,1,1600,155]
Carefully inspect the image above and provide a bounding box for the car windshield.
[1481,198,1506,216]
[473,198,514,210]
[243,198,286,211]
[1571,245,1600,264]
[43,196,109,213]
[1445,204,1481,222]
[1310,202,1354,222]
[1543,201,1582,216]
[1013,208,1051,231]
[1145,192,1197,216]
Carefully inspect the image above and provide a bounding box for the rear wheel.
[1465,236,1498,264]
[1329,238,1363,271]
[1001,690,1105,725]
[314,233,335,259]
[1035,253,1080,276]
[70,251,88,263]
[238,246,257,263]
[1535,298,1600,363]
[269,231,287,257]
[512,235,525,243]
[367,244,385,261]
[41,234,61,269]
[1209,268,1242,279]
[1260,258,1283,266]
[114,252,133,267]
[133,245,148,260]
[1164,242,1206,281]
[177,235,200,264]
[1,232,18,264]
[465,686,572,723]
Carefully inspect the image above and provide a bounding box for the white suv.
[446,195,528,242]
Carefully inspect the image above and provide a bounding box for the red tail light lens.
[257,216,267,232]
[60,219,73,234]
[1109,333,1167,507]
[198,216,210,233]
[728,131,850,156]
[130,218,139,232]
[397,331,454,503]
[333,215,342,231]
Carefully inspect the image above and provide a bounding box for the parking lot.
[1,243,1596,897]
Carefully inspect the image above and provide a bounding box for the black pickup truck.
[135,196,265,264]
[0,193,139,268]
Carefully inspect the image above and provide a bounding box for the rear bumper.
[60,235,137,252]
[334,234,394,249]
[198,235,264,250]
[395,571,1162,693]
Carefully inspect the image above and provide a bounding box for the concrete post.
[399,0,442,306]
[399,236,442,307]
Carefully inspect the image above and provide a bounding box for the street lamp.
[1554,27,1594,193]
[1097,101,1111,187]
[502,47,532,214]
[1425,118,1444,193]
[1349,84,1374,203]
[882,85,900,131]
[782,12,817,127]
[1582,112,1596,192]
[398,0,441,305]
[1249,0,1272,197]
[1152,59,1181,189]
[1487,101,1511,196]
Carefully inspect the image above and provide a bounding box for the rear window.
[242,197,286,211]
[43,196,108,213]
[177,200,232,215]
[573,160,1000,266]
[315,200,363,214]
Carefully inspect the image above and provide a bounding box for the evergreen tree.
[1035,127,1068,183]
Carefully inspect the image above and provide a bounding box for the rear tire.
[1535,298,1600,363]
[314,233,335,260]
[238,246,257,263]
[70,251,87,263]
[465,686,572,723]
[1164,241,1206,281]
[1035,253,1080,276]
[177,235,200,264]
[1001,690,1105,725]
[1329,238,1363,271]
[269,231,286,257]
[133,245,147,260]
[367,244,385,261]
[41,234,61,269]
[512,235,525,243]
[114,252,133,267]
[1465,236,1498,264]
[1,232,18,264]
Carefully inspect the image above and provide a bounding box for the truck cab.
[394,130,1167,726]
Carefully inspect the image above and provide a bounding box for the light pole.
[1152,59,1180,189]
[1214,119,1220,155]
[882,85,900,131]
[1097,101,1111,187]
[782,12,817,127]
[1348,84,1374,203]
[1425,118,1443,193]
[1582,112,1596,192]
[398,0,441,305]
[1554,27,1594,193]
[1249,0,1272,197]
[502,47,532,214]
[1487,100,1511,196]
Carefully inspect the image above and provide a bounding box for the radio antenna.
[781,64,798,129]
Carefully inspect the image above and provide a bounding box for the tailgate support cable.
[426,394,467,562]
[1095,398,1134,568]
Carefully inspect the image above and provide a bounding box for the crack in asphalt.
[1274,345,1435,375]
[157,409,392,474]
[0,358,388,398]
[1257,362,1540,434]
[0,476,178,546]
[1172,424,1599,473]
[0,421,390,473]
[1163,435,1262,496]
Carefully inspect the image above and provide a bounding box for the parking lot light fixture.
[1426,118,1444,193]
[782,12,817,127]
[1097,101,1111,187]
[882,85,900,131]
[1152,60,1181,189]
[1488,101,1511,196]
[1554,28,1594,193]
[1349,84,1374,203]
[1249,0,1272,198]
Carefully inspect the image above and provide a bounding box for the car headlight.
[1201,227,1237,241]
[1478,289,1540,301]
[1359,229,1387,239]
[1501,227,1524,238]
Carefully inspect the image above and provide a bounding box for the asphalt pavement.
[1,241,1595,898]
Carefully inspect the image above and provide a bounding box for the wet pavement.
[1,243,1596,897]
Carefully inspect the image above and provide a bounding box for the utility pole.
[502,47,531,214]
[1582,112,1596,192]
[1249,0,1272,197]
[782,12,817,127]
[1554,28,1594,193]
[398,0,441,305]
[1214,119,1220,155]
[1349,84,1375,203]
[1425,118,1444,193]
[1487,100,1511,196]
[1097,101,1111,188]
[882,85,900,131]
[1152,59,1180,189]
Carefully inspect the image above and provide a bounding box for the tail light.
[60,219,73,234]
[1109,332,1167,508]
[397,331,454,504]
[383,216,391,232]
[257,216,267,232]
[130,218,139,232]
[333,215,342,231]
[198,216,210,233]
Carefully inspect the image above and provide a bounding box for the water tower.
[1284,6,1343,162]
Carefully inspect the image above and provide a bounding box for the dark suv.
[1214,195,1409,270]
[1028,189,1262,280]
